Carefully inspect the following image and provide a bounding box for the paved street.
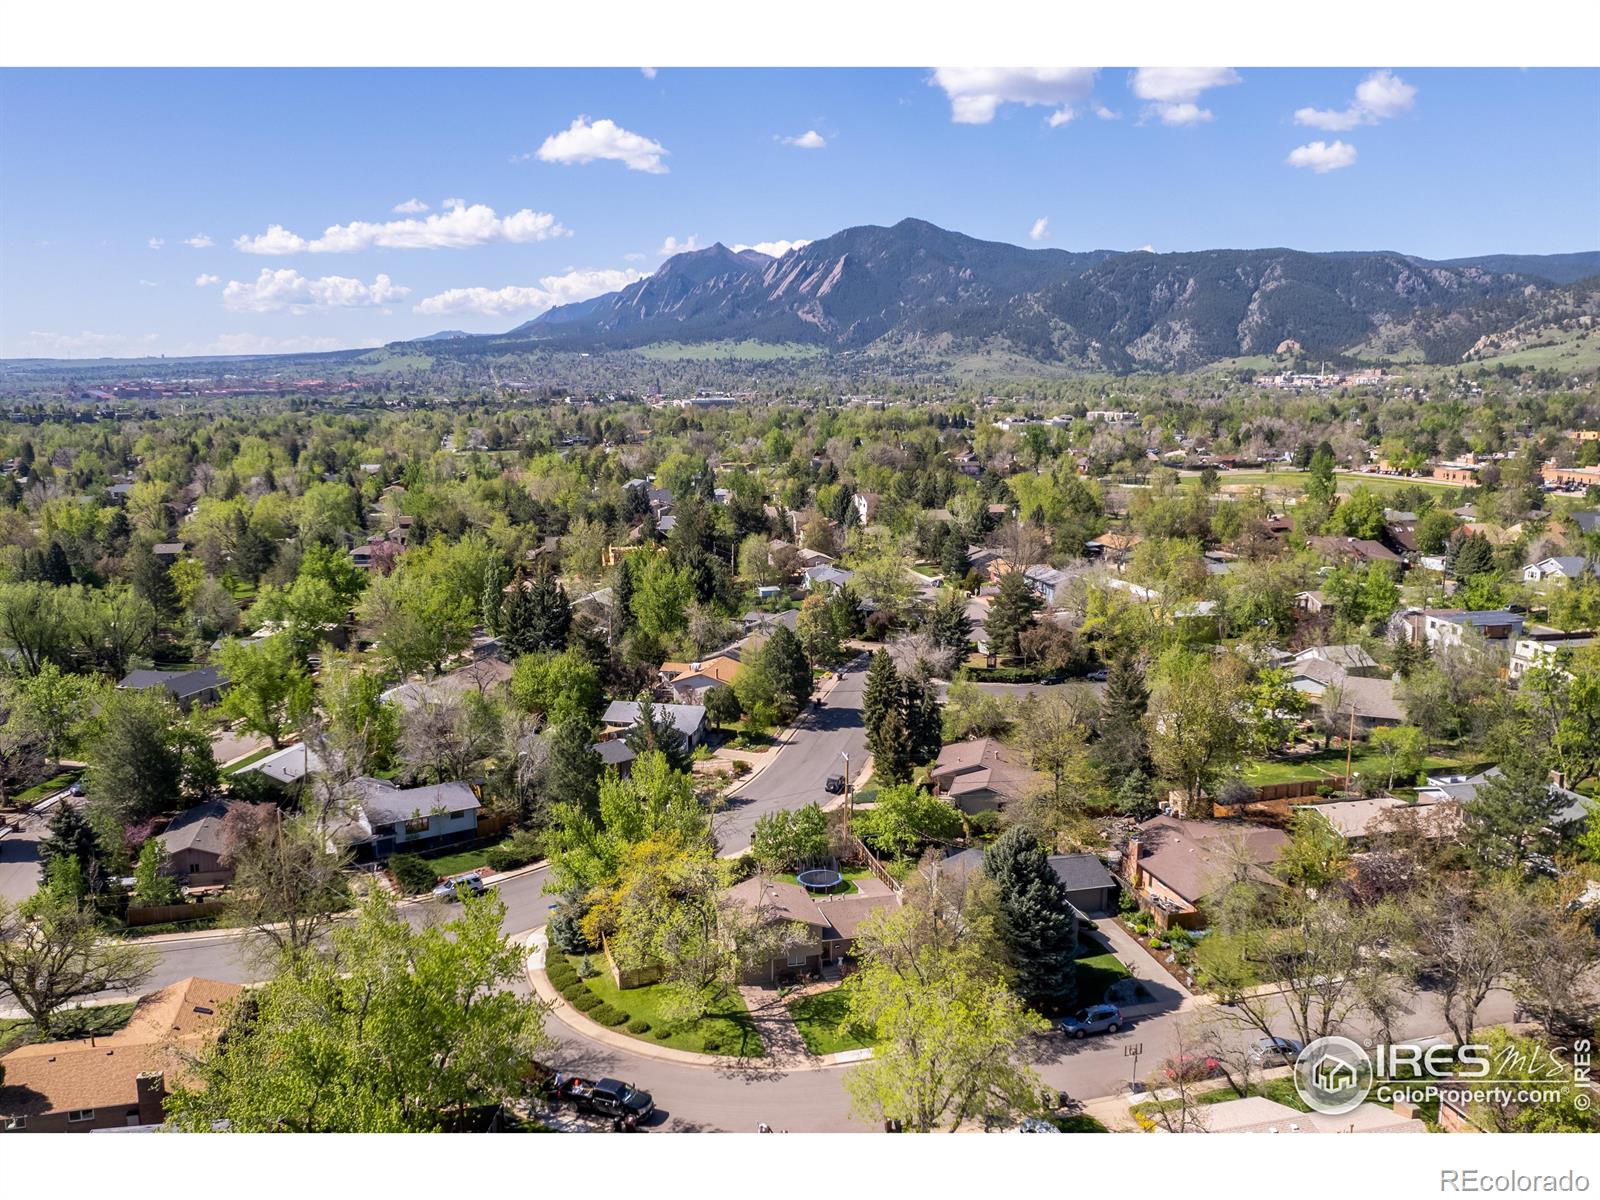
[714,653,870,854]
[0,791,75,904]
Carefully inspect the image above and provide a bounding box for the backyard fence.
[125,900,227,927]
[1211,776,1349,819]
[844,831,901,895]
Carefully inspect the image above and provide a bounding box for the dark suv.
[563,1076,655,1123]
[824,774,846,794]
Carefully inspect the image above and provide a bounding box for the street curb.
[525,931,866,1073]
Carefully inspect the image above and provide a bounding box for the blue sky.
[1,67,1596,358]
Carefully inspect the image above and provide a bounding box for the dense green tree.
[901,674,943,768]
[38,801,112,896]
[986,570,1042,661]
[853,782,960,856]
[543,717,603,819]
[982,826,1078,1013]
[760,624,812,721]
[1094,652,1150,779]
[503,567,572,656]
[128,542,179,620]
[86,687,217,827]
[216,634,313,748]
[624,697,691,772]
[1463,749,1570,866]
[509,647,602,726]
[5,660,101,770]
[166,892,547,1132]
[0,892,155,1037]
[131,837,181,906]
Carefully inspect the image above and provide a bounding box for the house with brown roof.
[1119,816,1288,930]
[928,738,1047,814]
[0,977,240,1132]
[157,800,232,885]
[722,877,899,984]
[659,654,742,703]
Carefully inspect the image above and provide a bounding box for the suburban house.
[722,877,899,983]
[1508,633,1596,681]
[380,656,513,712]
[0,977,241,1133]
[1284,644,1381,676]
[1522,555,1599,584]
[1023,564,1071,606]
[599,700,708,750]
[1293,796,1461,842]
[1285,656,1405,732]
[239,741,323,787]
[331,777,481,862]
[740,608,800,637]
[151,541,187,565]
[1308,536,1403,568]
[927,738,1048,813]
[1048,853,1120,915]
[1119,816,1289,929]
[803,564,853,591]
[1415,768,1589,832]
[157,800,233,885]
[659,654,742,703]
[592,739,637,776]
[1397,607,1528,649]
[116,665,228,709]
[1167,1095,1424,1134]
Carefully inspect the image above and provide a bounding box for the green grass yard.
[787,986,872,1057]
[419,837,517,878]
[1075,951,1135,1007]
[7,769,82,807]
[560,955,765,1058]
[0,1001,137,1053]
[1241,746,1482,789]
[774,868,873,896]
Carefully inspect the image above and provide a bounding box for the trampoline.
[795,868,845,892]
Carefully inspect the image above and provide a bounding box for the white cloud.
[413,267,646,318]
[222,268,410,314]
[441,197,466,211]
[1286,140,1358,174]
[195,273,220,287]
[1094,103,1120,120]
[182,233,214,249]
[658,234,699,256]
[1029,217,1050,242]
[1294,69,1417,131]
[392,197,430,214]
[732,239,811,258]
[534,116,669,173]
[233,201,568,254]
[139,279,159,288]
[930,68,1098,125]
[1047,108,1075,128]
[782,129,827,149]
[16,330,161,358]
[1135,244,1156,253]
[147,237,164,250]
[640,67,657,80]
[1130,67,1241,125]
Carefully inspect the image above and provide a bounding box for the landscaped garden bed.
[545,952,765,1058]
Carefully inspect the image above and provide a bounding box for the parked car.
[1058,1004,1123,1038]
[559,1076,655,1125]
[1085,668,1109,683]
[1160,1053,1223,1083]
[433,873,488,901]
[67,780,85,797]
[824,773,846,794]
[1248,1035,1304,1067]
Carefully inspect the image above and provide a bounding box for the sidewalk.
[737,985,815,1069]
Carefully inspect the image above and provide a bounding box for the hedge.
[570,992,602,1013]
[594,1004,630,1027]
[627,1018,651,1035]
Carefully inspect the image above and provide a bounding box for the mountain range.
[442,218,1598,373]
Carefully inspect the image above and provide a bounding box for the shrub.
[591,1004,629,1026]
[653,1026,674,1041]
[730,760,752,777]
[627,1018,651,1035]
[389,853,437,895]
[570,991,602,1013]
[965,810,1000,838]
[485,828,544,873]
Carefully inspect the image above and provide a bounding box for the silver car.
[1248,1035,1304,1066]
[1059,1004,1123,1038]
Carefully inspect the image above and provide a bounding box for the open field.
[1242,746,1484,788]
[1190,469,1469,499]
[636,339,825,361]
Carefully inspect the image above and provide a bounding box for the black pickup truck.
[558,1076,655,1126]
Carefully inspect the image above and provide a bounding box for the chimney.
[1121,837,1142,884]
[135,1072,168,1126]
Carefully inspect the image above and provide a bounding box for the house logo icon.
[1294,1036,1373,1115]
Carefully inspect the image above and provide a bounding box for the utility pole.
[842,753,852,822]
[1344,706,1356,788]
[1125,1042,1144,1091]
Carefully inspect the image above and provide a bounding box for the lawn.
[0,1001,137,1053]
[8,769,81,807]
[1242,746,1482,789]
[774,868,874,896]
[1185,469,1467,500]
[1075,951,1135,1007]
[420,837,516,878]
[560,955,765,1058]
[225,745,278,774]
[788,985,872,1057]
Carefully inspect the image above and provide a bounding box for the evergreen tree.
[1463,749,1568,866]
[761,624,812,721]
[938,530,971,583]
[928,591,973,652]
[901,675,943,767]
[128,542,179,619]
[1094,652,1151,778]
[230,511,276,583]
[986,570,1042,660]
[41,541,72,587]
[983,826,1079,1012]
[871,701,914,785]
[1450,531,1496,581]
[480,559,507,635]
[544,717,603,819]
[500,574,540,657]
[829,585,865,640]
[862,649,900,758]
[39,802,110,895]
[524,566,573,652]
[624,697,690,772]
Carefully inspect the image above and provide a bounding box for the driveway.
[714,655,870,854]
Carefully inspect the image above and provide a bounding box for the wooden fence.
[1212,776,1349,820]
[844,832,902,894]
[125,900,227,927]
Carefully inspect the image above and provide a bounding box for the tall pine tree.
[624,697,691,771]
[862,648,900,763]
[762,624,812,721]
[901,675,943,768]
[1094,652,1151,779]
[983,826,1079,1013]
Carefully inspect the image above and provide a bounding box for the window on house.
[448,810,468,821]
[188,862,199,874]
[787,950,809,967]
[4,1117,25,1130]
[404,816,430,834]
[67,1109,95,1122]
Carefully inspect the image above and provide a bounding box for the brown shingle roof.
[1131,816,1288,907]
[0,977,240,1119]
